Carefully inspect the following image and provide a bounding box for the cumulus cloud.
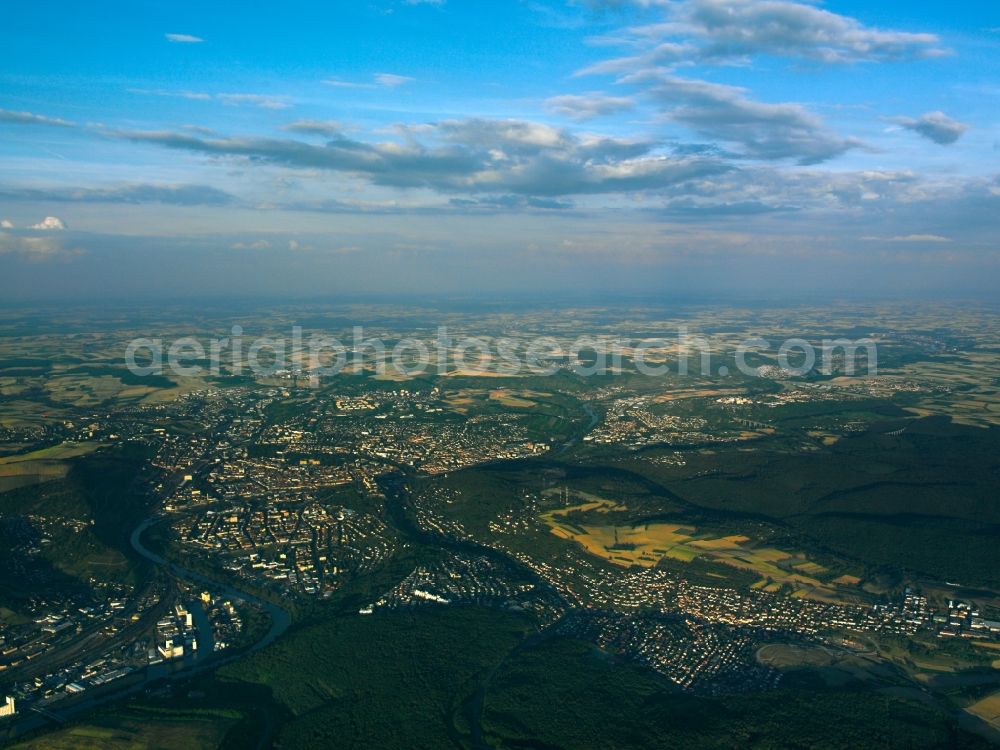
[647,166,921,212]
[0,108,75,128]
[0,232,79,261]
[165,33,204,43]
[545,93,635,121]
[110,118,725,196]
[0,219,12,228]
[569,2,912,165]
[630,73,860,164]
[896,111,969,145]
[585,0,945,70]
[30,216,67,230]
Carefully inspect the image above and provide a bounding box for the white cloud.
[0,219,13,229]
[0,108,75,128]
[231,240,272,250]
[374,73,415,88]
[889,234,953,243]
[571,2,920,165]
[129,89,291,110]
[584,0,945,69]
[895,111,969,145]
[545,93,635,121]
[0,184,234,206]
[283,120,343,136]
[323,73,414,89]
[30,216,67,230]
[627,73,860,164]
[165,33,204,43]
[216,93,292,110]
[114,118,723,197]
[128,88,212,101]
[0,232,79,261]
[321,79,374,89]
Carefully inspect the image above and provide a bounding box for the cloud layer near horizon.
[0,0,994,296]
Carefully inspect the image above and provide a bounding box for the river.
[3,515,292,743]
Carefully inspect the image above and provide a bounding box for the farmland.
[539,497,845,599]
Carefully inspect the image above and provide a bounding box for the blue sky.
[1,0,998,299]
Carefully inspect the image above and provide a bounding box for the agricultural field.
[756,644,834,670]
[891,351,1000,428]
[966,691,1000,734]
[489,389,539,408]
[539,497,845,599]
[1,302,1000,749]
[6,703,245,750]
[0,441,105,491]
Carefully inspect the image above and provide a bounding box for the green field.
[8,705,241,750]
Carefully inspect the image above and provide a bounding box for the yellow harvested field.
[0,461,68,479]
[654,388,745,402]
[750,548,793,562]
[444,368,521,378]
[489,390,536,408]
[807,431,841,446]
[371,371,417,381]
[541,504,834,598]
[664,545,700,562]
[547,500,627,516]
[966,691,1000,731]
[833,574,862,586]
[0,441,103,480]
[689,535,749,550]
[542,522,697,567]
[541,491,629,516]
[0,442,102,463]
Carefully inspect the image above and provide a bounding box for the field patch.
[489,389,537,408]
[965,690,1000,732]
[0,442,103,487]
[7,705,239,750]
[539,502,838,598]
[756,644,834,670]
[833,574,863,586]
